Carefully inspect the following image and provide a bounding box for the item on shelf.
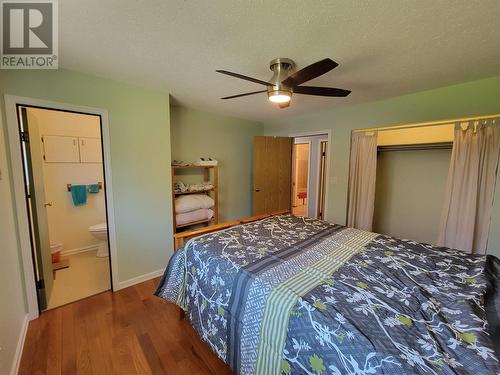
[174,181,189,193]
[175,194,214,214]
[171,160,191,167]
[176,208,214,226]
[194,157,218,166]
[173,181,214,194]
[188,181,214,193]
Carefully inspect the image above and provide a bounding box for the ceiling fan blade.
[221,90,267,99]
[216,70,272,86]
[294,86,351,97]
[282,58,338,87]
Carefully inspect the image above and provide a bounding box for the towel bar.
[67,182,102,192]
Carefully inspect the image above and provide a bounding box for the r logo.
[1,0,57,68]
[2,1,53,54]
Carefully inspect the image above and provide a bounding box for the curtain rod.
[352,113,500,133]
[377,142,453,152]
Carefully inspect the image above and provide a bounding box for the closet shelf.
[174,188,214,196]
[172,165,216,169]
[175,218,212,229]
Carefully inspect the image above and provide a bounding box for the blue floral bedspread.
[155,214,500,374]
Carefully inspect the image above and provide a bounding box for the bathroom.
[21,107,111,310]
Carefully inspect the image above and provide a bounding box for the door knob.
[44,202,52,207]
[255,188,261,192]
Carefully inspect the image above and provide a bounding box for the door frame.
[288,130,331,220]
[4,94,119,320]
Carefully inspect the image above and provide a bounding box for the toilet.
[88,222,109,257]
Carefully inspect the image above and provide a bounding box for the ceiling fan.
[216,58,351,108]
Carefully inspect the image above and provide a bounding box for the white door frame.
[4,94,119,320]
[289,130,332,221]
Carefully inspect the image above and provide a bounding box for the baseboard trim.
[117,268,165,290]
[10,314,29,375]
[60,244,99,256]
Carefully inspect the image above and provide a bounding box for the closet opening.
[291,134,328,219]
[349,120,460,245]
[16,105,112,311]
[373,142,452,244]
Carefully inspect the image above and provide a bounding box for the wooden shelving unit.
[171,165,219,233]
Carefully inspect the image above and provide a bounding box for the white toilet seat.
[89,222,107,233]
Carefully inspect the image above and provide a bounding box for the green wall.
[170,105,262,221]
[374,149,451,244]
[0,69,173,282]
[264,75,500,257]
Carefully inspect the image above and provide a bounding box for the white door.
[22,107,54,310]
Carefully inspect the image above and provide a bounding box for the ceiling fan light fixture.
[268,90,291,103]
[217,57,350,107]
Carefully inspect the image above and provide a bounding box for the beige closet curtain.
[437,119,500,253]
[347,131,378,231]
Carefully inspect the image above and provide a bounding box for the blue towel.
[87,184,100,193]
[70,185,87,206]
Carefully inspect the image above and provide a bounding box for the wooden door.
[253,136,292,215]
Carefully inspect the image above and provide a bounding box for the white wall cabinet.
[42,135,80,163]
[79,137,102,163]
[42,135,102,163]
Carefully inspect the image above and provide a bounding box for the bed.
[155,213,500,374]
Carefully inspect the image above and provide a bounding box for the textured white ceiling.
[60,1,500,121]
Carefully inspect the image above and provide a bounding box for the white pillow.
[175,194,214,213]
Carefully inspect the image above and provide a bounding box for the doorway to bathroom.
[291,142,309,216]
[16,105,112,311]
[291,134,328,219]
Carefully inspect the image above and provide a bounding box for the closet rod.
[352,113,500,133]
[377,142,453,152]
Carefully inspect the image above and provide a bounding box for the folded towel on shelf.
[194,158,218,166]
[188,182,213,192]
[176,208,214,226]
[171,160,191,167]
[175,194,214,213]
[87,184,100,193]
[174,181,189,194]
[174,181,214,194]
[70,185,87,206]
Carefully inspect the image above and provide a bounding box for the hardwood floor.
[19,277,233,375]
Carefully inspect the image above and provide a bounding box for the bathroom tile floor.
[47,250,111,309]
